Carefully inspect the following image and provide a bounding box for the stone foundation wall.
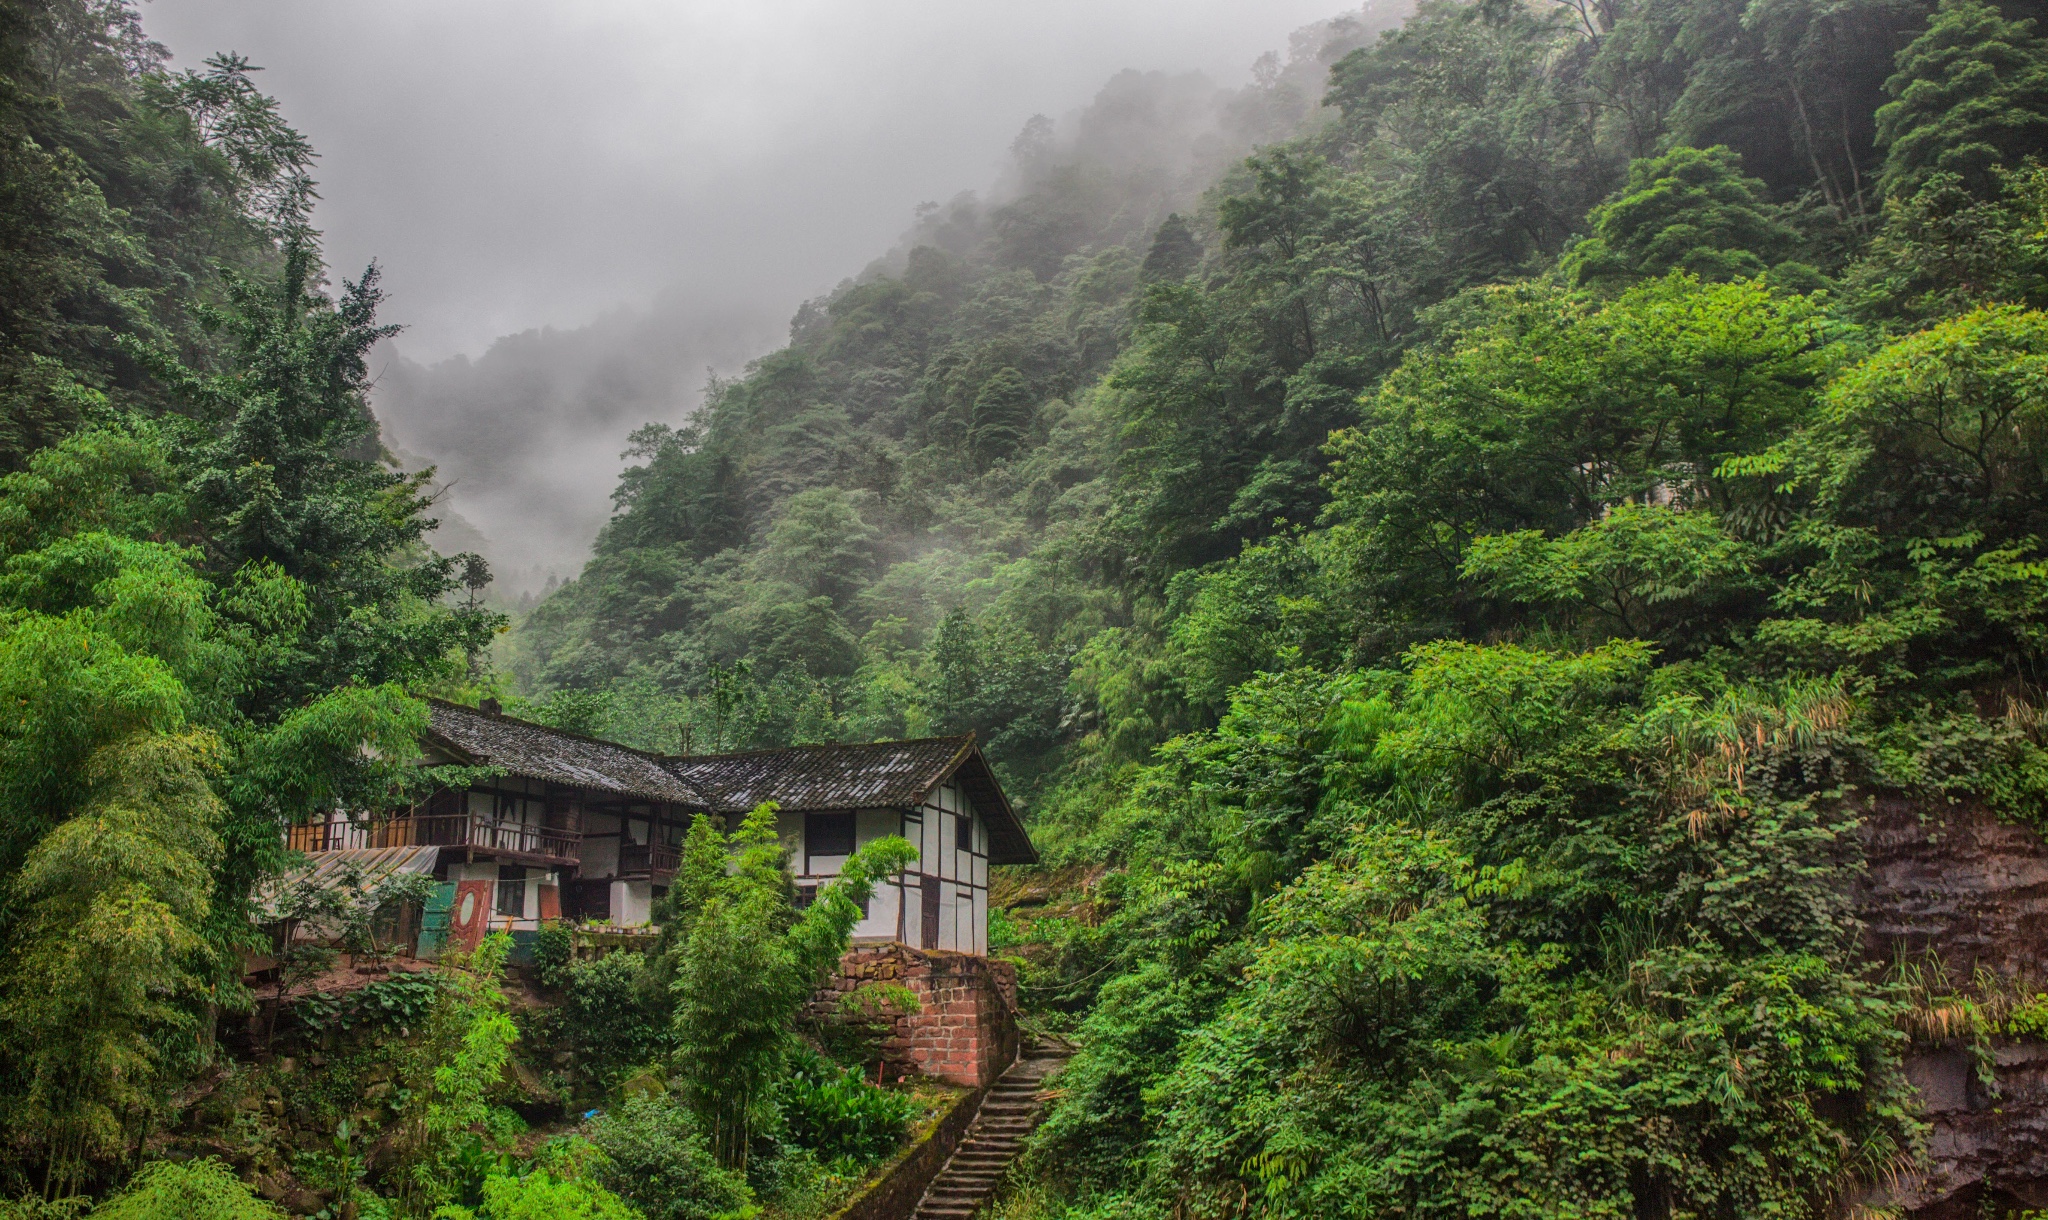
[812,944,1019,1088]
[1856,793,2048,1218]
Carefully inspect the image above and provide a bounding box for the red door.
[449,879,493,952]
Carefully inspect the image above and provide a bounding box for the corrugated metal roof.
[425,699,708,805]
[667,735,1038,865]
[256,845,441,918]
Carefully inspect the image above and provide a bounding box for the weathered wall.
[1858,793,2048,1217]
[814,944,1020,1088]
[824,1081,985,1220]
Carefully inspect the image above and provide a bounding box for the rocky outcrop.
[1861,793,2048,980]
[1858,793,2048,1216]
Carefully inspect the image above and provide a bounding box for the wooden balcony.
[618,842,679,881]
[288,814,581,866]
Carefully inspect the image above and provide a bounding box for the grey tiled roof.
[424,699,708,805]
[422,701,1039,865]
[667,736,973,813]
[668,736,1038,865]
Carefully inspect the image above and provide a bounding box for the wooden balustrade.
[286,814,580,863]
[618,842,680,878]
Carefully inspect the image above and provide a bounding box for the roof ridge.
[666,731,977,764]
[426,696,686,764]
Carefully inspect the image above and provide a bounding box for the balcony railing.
[288,814,581,863]
[619,842,680,879]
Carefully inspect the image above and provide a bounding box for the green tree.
[1139,213,1202,282]
[1847,162,2048,326]
[1877,0,2048,198]
[1321,274,1837,658]
[968,366,1036,469]
[1566,145,1801,286]
[0,728,221,1194]
[666,804,914,1169]
[393,934,521,1216]
[756,487,877,606]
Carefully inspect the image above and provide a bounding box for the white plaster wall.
[610,878,652,925]
[581,810,621,875]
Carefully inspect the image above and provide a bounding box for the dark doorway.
[567,879,611,923]
[921,875,940,949]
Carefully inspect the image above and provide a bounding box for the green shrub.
[2008,994,2048,1038]
[584,1094,753,1220]
[353,971,445,1028]
[431,1171,639,1220]
[93,1160,286,1220]
[567,950,670,1075]
[532,922,574,991]
[745,1146,857,1219]
[775,1049,917,1165]
[0,1198,90,1220]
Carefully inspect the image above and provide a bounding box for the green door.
[417,881,455,957]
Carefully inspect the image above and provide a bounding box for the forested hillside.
[5,0,2048,1215]
[509,0,2048,1215]
[0,0,511,1196]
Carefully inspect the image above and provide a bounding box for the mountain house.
[287,698,1038,948]
[278,699,1036,1084]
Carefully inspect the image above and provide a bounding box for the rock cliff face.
[1859,793,2048,1217]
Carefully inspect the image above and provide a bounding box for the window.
[806,812,855,858]
[955,812,972,852]
[496,866,527,917]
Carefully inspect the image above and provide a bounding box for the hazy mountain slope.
[501,5,1407,751]
[373,296,786,596]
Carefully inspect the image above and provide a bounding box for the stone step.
[912,1054,1070,1220]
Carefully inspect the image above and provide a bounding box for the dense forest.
[508,0,2048,1214]
[3,0,2048,1216]
[0,1,951,1217]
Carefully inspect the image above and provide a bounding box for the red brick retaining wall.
[814,944,1019,1088]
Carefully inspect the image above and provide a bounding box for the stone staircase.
[912,1047,1070,1219]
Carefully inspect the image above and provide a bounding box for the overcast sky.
[141,0,1355,362]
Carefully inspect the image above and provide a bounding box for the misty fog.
[143,0,1403,595]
